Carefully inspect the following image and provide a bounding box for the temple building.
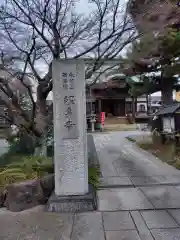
[86,76,149,122]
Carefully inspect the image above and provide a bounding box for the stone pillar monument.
[47,59,96,212]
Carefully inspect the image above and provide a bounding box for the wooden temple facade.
[86,78,149,121]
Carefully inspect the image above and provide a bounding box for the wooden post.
[132,97,136,122]
[98,99,102,113]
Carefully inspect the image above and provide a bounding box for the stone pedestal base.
[46,185,97,213]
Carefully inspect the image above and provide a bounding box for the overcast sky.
[76,0,161,96]
[77,0,95,13]
[44,0,161,97]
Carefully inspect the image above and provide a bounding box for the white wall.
[137,102,147,112]
[125,96,147,102]
[163,117,175,133]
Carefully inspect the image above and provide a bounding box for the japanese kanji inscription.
[60,70,79,139]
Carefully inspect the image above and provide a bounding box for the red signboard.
[101,112,105,126]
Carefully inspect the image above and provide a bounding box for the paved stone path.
[94,131,180,240]
[2,131,180,239]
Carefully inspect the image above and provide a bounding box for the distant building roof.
[156,103,180,116]
[90,78,127,90]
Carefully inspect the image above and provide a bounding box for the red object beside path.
[101,112,105,126]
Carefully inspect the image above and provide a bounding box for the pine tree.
[122,27,180,105]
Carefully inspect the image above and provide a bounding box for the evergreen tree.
[122,27,180,104]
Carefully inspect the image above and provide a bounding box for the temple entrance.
[101,99,125,117]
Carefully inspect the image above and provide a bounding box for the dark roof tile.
[156,103,180,115]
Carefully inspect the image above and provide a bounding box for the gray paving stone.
[168,209,180,225]
[71,212,105,240]
[174,186,180,192]
[96,149,119,177]
[151,228,180,240]
[97,188,153,211]
[141,210,178,229]
[130,211,154,240]
[99,177,133,188]
[105,230,141,240]
[102,211,135,231]
[0,207,73,240]
[93,131,179,180]
[130,176,167,186]
[165,175,180,185]
[113,156,150,177]
[140,186,180,209]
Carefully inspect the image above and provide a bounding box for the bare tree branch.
[0,0,138,139]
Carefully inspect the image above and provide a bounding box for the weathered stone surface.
[102,211,135,231]
[168,209,180,225]
[40,174,54,200]
[47,185,97,213]
[106,230,141,240]
[53,59,88,196]
[99,177,133,188]
[113,155,151,177]
[71,212,105,240]
[131,211,154,240]
[0,206,74,240]
[130,176,167,186]
[165,175,180,185]
[93,134,119,177]
[141,210,178,229]
[174,185,180,192]
[93,131,179,179]
[151,229,180,240]
[97,188,153,211]
[140,186,180,209]
[87,134,99,167]
[5,179,45,212]
[0,188,7,207]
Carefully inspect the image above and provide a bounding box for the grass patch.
[126,137,136,142]
[0,128,7,139]
[88,165,101,189]
[137,141,180,170]
[104,124,137,132]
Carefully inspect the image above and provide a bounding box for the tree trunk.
[33,95,50,156]
[34,132,47,156]
[132,97,136,122]
[161,78,173,105]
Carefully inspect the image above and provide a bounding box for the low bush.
[0,156,53,187]
[0,155,100,189]
[8,155,53,175]
[0,168,28,187]
[0,134,36,168]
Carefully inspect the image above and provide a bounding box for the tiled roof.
[90,79,127,90]
[156,103,180,116]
